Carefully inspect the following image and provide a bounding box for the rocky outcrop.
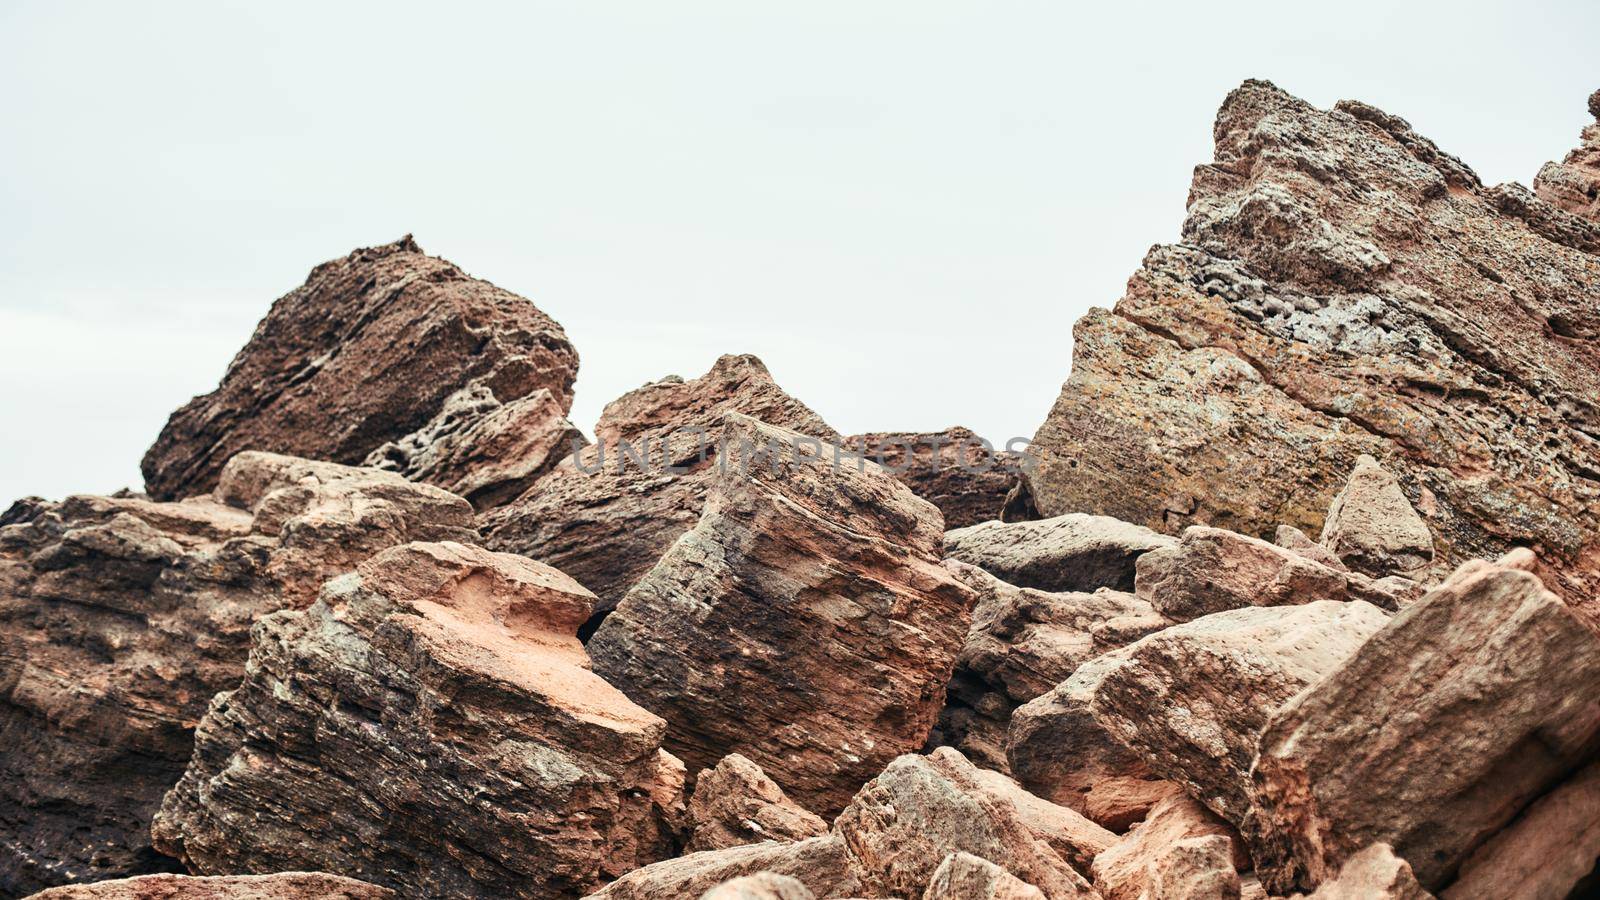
[23,872,394,899]
[1533,89,1600,224]
[1089,793,1246,900]
[1440,759,1600,900]
[481,354,838,621]
[687,755,829,853]
[1022,80,1600,618]
[936,561,1166,771]
[588,415,974,816]
[1318,455,1433,578]
[1303,845,1430,900]
[699,873,818,900]
[0,453,473,896]
[944,514,1175,594]
[1250,550,1600,892]
[141,237,579,501]
[923,853,1046,900]
[842,428,1021,529]
[150,541,684,899]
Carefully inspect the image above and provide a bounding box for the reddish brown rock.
[944,514,1176,594]
[151,541,684,899]
[0,453,473,896]
[588,415,975,816]
[922,853,1046,900]
[1022,80,1600,618]
[587,837,867,900]
[699,873,818,900]
[1090,793,1247,900]
[481,354,838,621]
[687,754,829,853]
[967,765,1116,878]
[1318,455,1433,579]
[1250,551,1600,892]
[1301,845,1430,900]
[842,428,1021,529]
[1441,759,1600,900]
[1533,89,1600,224]
[141,237,579,501]
[23,872,395,899]
[937,560,1166,771]
[1142,836,1241,900]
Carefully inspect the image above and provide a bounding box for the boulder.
[0,453,473,896]
[151,541,684,899]
[1440,759,1600,900]
[22,872,394,899]
[481,354,838,621]
[700,873,818,900]
[1318,456,1433,579]
[937,561,1166,771]
[1270,525,1345,571]
[1142,836,1241,900]
[1250,550,1600,892]
[1020,80,1600,618]
[141,237,578,501]
[587,838,866,900]
[966,764,1117,877]
[1088,601,1390,832]
[944,514,1175,593]
[688,754,829,853]
[588,415,974,816]
[922,853,1046,900]
[1301,845,1430,900]
[842,428,1021,529]
[1090,793,1246,900]
[1533,89,1600,224]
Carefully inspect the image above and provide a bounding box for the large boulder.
[151,542,684,899]
[842,428,1021,530]
[1440,759,1600,900]
[0,453,474,896]
[1533,89,1600,224]
[1090,793,1245,900]
[687,754,829,853]
[1249,550,1600,892]
[481,354,837,621]
[141,237,579,501]
[1021,80,1600,617]
[23,872,394,899]
[944,514,1175,594]
[588,415,975,816]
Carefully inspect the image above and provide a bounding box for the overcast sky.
[2,1,1595,504]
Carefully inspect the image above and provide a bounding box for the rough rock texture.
[142,237,579,501]
[1022,80,1600,617]
[944,514,1176,594]
[0,453,473,896]
[922,853,1046,900]
[1533,89,1600,224]
[842,428,1021,530]
[1250,550,1600,892]
[1133,526,1420,623]
[687,754,829,853]
[1440,759,1600,900]
[1006,653,1178,832]
[481,354,838,620]
[363,385,585,510]
[936,560,1166,771]
[1303,845,1430,900]
[1088,601,1390,837]
[23,872,394,899]
[966,764,1117,878]
[589,415,975,816]
[586,837,867,900]
[151,541,684,899]
[1090,794,1246,900]
[1270,525,1345,570]
[1318,455,1433,578]
[1142,836,1240,900]
[699,873,818,900]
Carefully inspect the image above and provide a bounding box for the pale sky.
[2,1,1595,505]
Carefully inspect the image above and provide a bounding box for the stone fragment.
[1090,793,1246,900]
[1318,455,1433,578]
[700,872,818,900]
[688,754,829,853]
[481,353,838,620]
[966,765,1117,877]
[922,853,1046,900]
[588,837,866,900]
[589,415,974,815]
[1533,89,1600,224]
[142,237,578,500]
[1271,525,1344,571]
[842,428,1021,529]
[1143,836,1241,900]
[23,872,394,899]
[944,514,1176,593]
[1441,759,1600,900]
[0,453,473,896]
[151,541,683,899]
[1250,551,1600,892]
[1302,845,1430,900]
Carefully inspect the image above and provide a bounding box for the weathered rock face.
[24,872,395,899]
[1318,455,1434,579]
[944,514,1176,594]
[687,754,828,853]
[1533,89,1600,224]
[589,415,974,816]
[481,354,838,620]
[923,852,1046,900]
[1303,845,1431,900]
[151,541,685,899]
[1440,759,1600,900]
[936,560,1166,771]
[1023,80,1600,617]
[1249,551,1600,893]
[842,428,1021,530]
[0,453,473,896]
[141,237,579,501]
[586,837,866,900]
[699,872,818,900]
[1089,791,1246,900]
[965,764,1117,878]
[1141,836,1240,900]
